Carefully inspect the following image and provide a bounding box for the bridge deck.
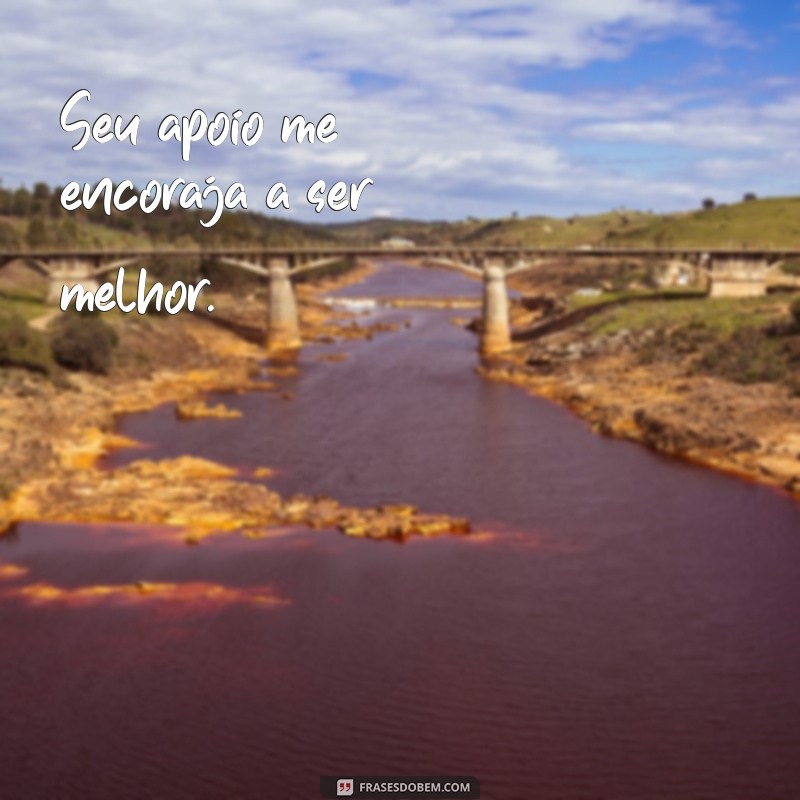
[2,246,800,260]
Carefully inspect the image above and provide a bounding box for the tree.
[791,298,800,330]
[12,187,32,216]
[0,221,21,249]
[49,314,118,374]
[702,197,716,210]
[151,234,201,283]
[0,307,53,373]
[25,217,47,249]
[52,217,79,247]
[50,187,65,217]
[32,182,51,216]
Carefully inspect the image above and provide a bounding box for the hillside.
[0,182,335,251]
[2,182,800,253]
[329,198,800,250]
[326,211,657,247]
[603,197,800,250]
[452,211,656,247]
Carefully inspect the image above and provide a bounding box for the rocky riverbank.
[9,455,470,543]
[0,264,472,541]
[480,305,800,497]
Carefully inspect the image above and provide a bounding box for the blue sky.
[1,0,799,221]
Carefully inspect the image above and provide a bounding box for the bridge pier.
[708,255,770,298]
[43,259,99,304]
[267,257,301,352]
[480,262,511,356]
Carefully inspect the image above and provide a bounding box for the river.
[1,261,799,799]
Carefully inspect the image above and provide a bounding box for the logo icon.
[337,778,354,796]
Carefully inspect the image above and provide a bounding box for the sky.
[1,0,799,221]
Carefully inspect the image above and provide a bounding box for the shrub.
[0,307,53,373]
[694,327,789,385]
[25,217,48,248]
[0,221,21,249]
[636,322,714,365]
[49,313,118,374]
[782,260,800,277]
[791,298,800,330]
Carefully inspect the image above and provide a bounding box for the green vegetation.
[587,296,780,336]
[325,217,465,245]
[0,305,53,373]
[587,295,800,393]
[792,298,800,329]
[606,196,800,250]
[328,196,800,250]
[458,211,655,247]
[0,293,47,321]
[694,327,798,389]
[565,287,705,312]
[329,211,656,248]
[0,181,335,252]
[48,313,119,374]
[782,260,800,276]
[0,293,124,377]
[3,181,800,252]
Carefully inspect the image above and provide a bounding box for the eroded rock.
[4,455,472,544]
[176,401,243,420]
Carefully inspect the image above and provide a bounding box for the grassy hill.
[329,198,800,251]
[2,181,800,252]
[324,218,459,245]
[326,211,658,247]
[453,211,656,247]
[603,197,800,250]
[334,199,800,250]
[0,182,336,252]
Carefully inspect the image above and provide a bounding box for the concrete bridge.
[1,246,798,356]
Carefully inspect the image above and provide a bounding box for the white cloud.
[0,0,789,219]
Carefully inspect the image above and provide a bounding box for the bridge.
[1,246,798,356]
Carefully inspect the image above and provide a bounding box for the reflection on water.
[2,579,286,607]
[1,261,799,800]
[0,563,28,579]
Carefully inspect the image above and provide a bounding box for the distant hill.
[603,197,800,250]
[2,181,799,252]
[331,198,800,251]
[324,218,462,245]
[449,211,656,247]
[325,211,659,247]
[0,182,335,251]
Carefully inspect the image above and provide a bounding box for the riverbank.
[0,270,364,497]
[4,260,798,549]
[0,262,471,540]
[481,295,800,498]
